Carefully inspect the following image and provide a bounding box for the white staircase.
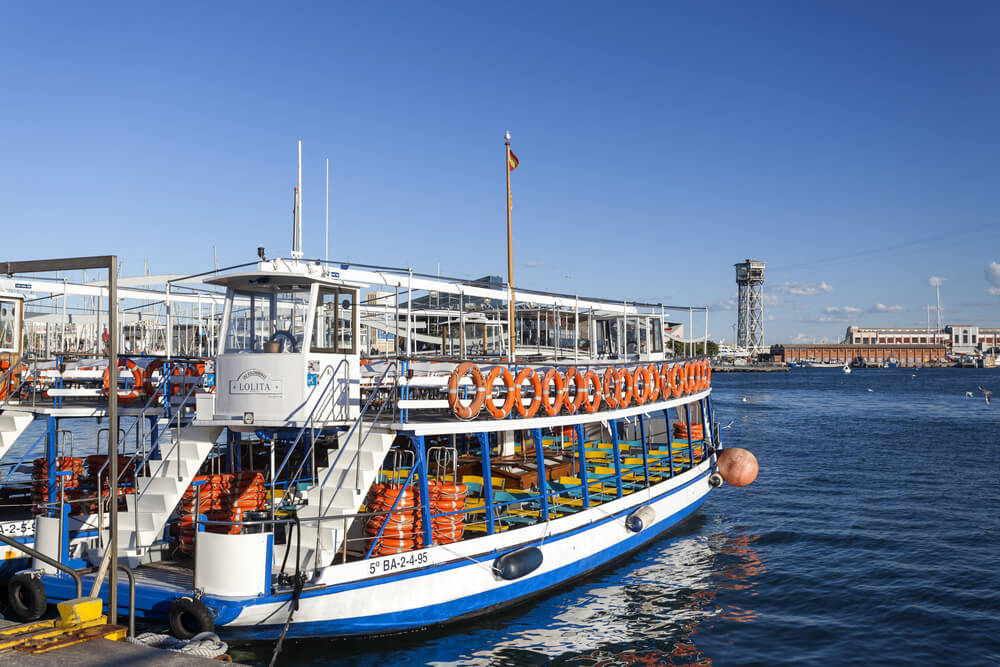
[294,427,395,571]
[0,410,33,461]
[116,423,223,560]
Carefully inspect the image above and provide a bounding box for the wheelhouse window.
[225,287,310,353]
[0,299,19,353]
[312,288,357,354]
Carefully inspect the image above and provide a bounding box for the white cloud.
[868,303,903,313]
[986,262,1000,291]
[523,261,544,268]
[772,281,835,296]
[823,306,862,315]
[792,332,809,343]
[928,275,946,287]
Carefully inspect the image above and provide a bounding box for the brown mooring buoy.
[717,447,758,487]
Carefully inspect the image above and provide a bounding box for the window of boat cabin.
[225,287,310,352]
[312,287,357,354]
[0,298,20,353]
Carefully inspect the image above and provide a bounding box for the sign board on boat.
[229,368,283,395]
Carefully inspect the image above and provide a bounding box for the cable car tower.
[735,259,765,359]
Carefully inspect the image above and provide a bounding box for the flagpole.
[505,131,515,364]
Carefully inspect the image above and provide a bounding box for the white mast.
[325,157,329,262]
[292,140,303,259]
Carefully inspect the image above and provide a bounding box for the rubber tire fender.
[168,595,215,639]
[7,573,47,621]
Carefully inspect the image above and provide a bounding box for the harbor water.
[227,367,1000,666]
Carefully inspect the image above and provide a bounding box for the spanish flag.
[508,150,519,171]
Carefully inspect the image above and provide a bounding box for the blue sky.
[1,1,997,344]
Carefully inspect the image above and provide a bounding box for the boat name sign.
[229,369,283,395]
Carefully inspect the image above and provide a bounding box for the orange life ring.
[632,366,651,405]
[602,368,619,409]
[702,359,712,390]
[143,359,163,396]
[540,368,565,417]
[103,358,145,404]
[563,368,586,414]
[672,364,685,398]
[659,364,673,399]
[615,368,633,408]
[645,364,660,402]
[484,366,517,419]
[582,370,602,413]
[685,361,698,394]
[448,362,487,420]
[513,368,542,418]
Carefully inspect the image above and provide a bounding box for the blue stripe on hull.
[219,487,709,640]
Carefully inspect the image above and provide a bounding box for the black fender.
[168,595,214,639]
[492,546,543,580]
[7,572,47,621]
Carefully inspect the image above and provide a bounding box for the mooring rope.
[127,631,228,658]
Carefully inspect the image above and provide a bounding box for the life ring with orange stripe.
[602,368,619,409]
[582,370,603,413]
[632,366,651,405]
[646,364,661,402]
[447,362,487,420]
[484,366,517,419]
[103,358,145,404]
[143,359,163,396]
[685,361,698,394]
[702,359,712,390]
[540,368,565,417]
[659,364,673,399]
[563,368,587,414]
[513,368,542,418]
[615,368,634,408]
[672,363,685,398]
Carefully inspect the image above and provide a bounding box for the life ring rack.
[444,359,712,420]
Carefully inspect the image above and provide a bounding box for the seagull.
[911,374,917,378]
[720,420,735,430]
[966,391,974,398]
[978,385,992,405]
[867,388,873,392]
[741,396,748,403]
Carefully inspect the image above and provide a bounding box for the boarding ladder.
[290,364,397,572]
[0,410,33,461]
[115,412,222,562]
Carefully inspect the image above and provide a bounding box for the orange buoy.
[672,363,686,398]
[484,366,517,419]
[563,368,586,414]
[602,368,619,409]
[684,361,698,394]
[539,368,565,417]
[513,368,542,418]
[582,370,602,413]
[448,362,487,420]
[615,368,633,408]
[703,359,712,390]
[716,448,758,487]
[646,364,661,402]
[632,366,651,405]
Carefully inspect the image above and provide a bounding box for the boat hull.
[211,460,714,639]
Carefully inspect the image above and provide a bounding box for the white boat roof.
[206,258,705,316]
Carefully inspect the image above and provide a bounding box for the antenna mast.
[292,140,303,259]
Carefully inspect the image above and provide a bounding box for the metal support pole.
[639,414,650,488]
[413,436,433,547]
[609,419,623,498]
[108,255,119,625]
[477,433,495,535]
[531,429,549,521]
[574,424,589,508]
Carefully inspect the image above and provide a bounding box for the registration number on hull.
[368,551,430,575]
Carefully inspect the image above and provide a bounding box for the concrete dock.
[0,618,243,665]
